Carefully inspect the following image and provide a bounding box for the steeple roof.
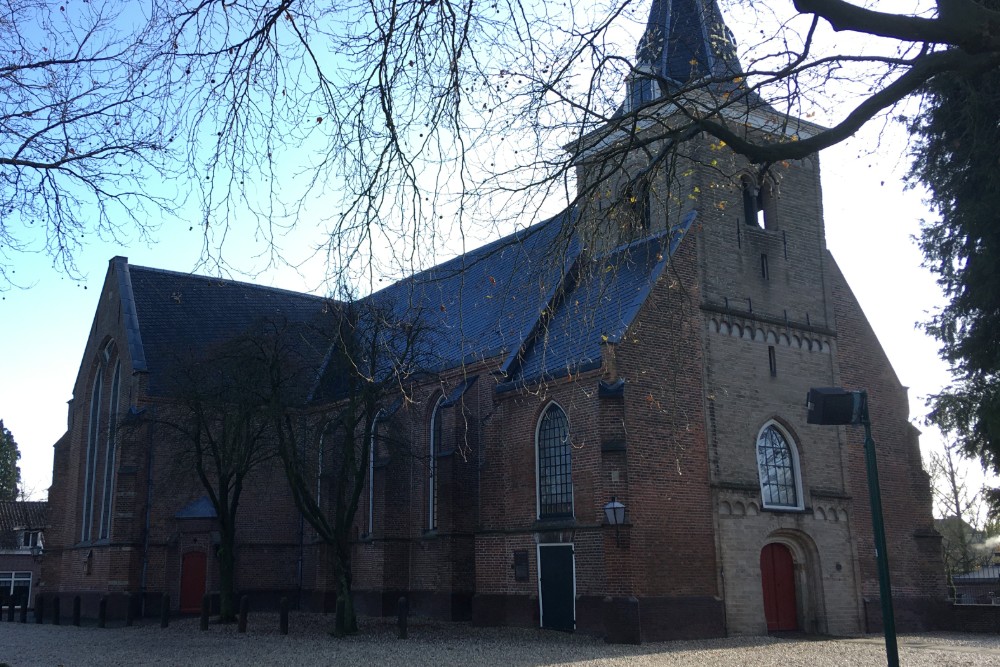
[625,0,745,112]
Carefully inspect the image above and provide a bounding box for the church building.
[40,0,945,641]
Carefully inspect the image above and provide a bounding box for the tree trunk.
[333,536,357,636]
[218,537,237,623]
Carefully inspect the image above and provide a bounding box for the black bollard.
[98,596,107,628]
[52,596,60,625]
[334,597,346,637]
[125,593,134,627]
[7,602,13,622]
[200,594,210,631]
[72,596,81,627]
[397,596,408,639]
[20,600,28,623]
[35,595,44,624]
[237,595,248,633]
[279,597,289,636]
[160,594,169,628]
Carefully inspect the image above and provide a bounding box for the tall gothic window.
[98,361,121,540]
[428,396,444,531]
[536,403,573,519]
[81,366,103,542]
[366,411,383,537]
[756,423,802,510]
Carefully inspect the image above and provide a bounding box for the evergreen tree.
[909,23,1000,476]
[0,420,21,500]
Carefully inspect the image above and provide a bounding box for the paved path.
[2,615,1000,666]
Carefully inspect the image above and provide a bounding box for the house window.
[756,422,802,510]
[536,403,573,519]
[99,360,121,540]
[0,572,31,608]
[428,396,444,531]
[21,531,41,549]
[81,366,103,542]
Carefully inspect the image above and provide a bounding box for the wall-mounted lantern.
[603,497,626,547]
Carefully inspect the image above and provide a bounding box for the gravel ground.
[2,614,1000,667]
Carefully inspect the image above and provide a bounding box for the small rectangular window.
[768,346,777,377]
[513,551,529,582]
[761,253,769,280]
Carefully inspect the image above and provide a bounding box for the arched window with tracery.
[536,403,573,519]
[81,365,103,542]
[428,395,444,531]
[365,410,383,538]
[98,360,121,540]
[756,422,803,510]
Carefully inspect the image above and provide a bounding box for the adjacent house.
[39,0,946,640]
[0,500,46,609]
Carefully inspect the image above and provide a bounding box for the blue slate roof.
[636,0,742,86]
[500,210,696,388]
[174,496,218,519]
[120,259,333,397]
[624,0,769,116]
[115,206,696,400]
[367,209,581,372]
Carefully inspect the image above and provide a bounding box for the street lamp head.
[806,387,866,426]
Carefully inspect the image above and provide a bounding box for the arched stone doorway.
[757,530,828,635]
[760,542,798,631]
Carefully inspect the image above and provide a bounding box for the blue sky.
[0,0,978,504]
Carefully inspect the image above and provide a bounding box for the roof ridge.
[369,209,575,296]
[128,264,335,303]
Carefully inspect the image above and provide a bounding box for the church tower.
[575,0,944,638]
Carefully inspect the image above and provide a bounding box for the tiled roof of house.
[0,500,46,550]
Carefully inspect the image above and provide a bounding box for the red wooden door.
[760,543,798,631]
[180,551,207,613]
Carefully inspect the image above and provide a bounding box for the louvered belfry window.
[537,404,573,519]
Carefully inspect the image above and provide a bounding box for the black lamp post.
[604,497,626,547]
[807,387,898,667]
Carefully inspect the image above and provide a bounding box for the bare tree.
[929,441,991,576]
[132,319,319,622]
[1,0,183,287]
[270,297,431,635]
[7,1,1000,287]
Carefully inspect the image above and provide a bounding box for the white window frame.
[755,420,804,511]
[0,572,32,608]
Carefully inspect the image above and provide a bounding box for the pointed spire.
[629,0,743,107]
